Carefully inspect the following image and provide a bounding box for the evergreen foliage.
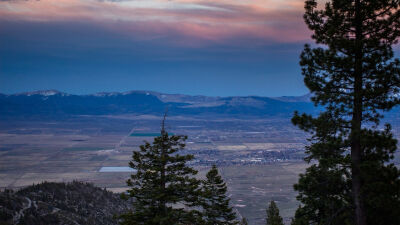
[240,218,249,225]
[290,206,310,225]
[292,0,400,225]
[119,117,202,225]
[201,165,239,225]
[266,201,284,225]
[0,181,128,225]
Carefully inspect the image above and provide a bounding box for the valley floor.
[1,115,399,224]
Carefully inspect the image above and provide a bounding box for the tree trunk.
[352,1,367,224]
[160,115,167,219]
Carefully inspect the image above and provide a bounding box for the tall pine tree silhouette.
[292,0,400,224]
[119,114,202,225]
[266,201,284,225]
[201,165,239,225]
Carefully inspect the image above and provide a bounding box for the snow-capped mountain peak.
[16,90,69,97]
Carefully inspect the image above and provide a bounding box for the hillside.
[0,181,131,225]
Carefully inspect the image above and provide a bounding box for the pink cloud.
[0,0,311,46]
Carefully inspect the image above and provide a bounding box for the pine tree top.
[266,201,284,225]
[201,165,239,225]
[119,116,203,225]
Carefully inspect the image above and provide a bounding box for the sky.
[0,0,392,97]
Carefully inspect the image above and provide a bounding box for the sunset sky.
[1,0,395,96]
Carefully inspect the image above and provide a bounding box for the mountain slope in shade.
[0,90,167,117]
[272,93,312,103]
[0,181,131,225]
[0,90,319,118]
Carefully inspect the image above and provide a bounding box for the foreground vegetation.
[116,114,291,225]
[118,117,240,225]
[0,181,130,225]
[291,0,400,225]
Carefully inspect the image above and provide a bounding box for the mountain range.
[0,90,319,118]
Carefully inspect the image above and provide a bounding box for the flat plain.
[1,114,399,224]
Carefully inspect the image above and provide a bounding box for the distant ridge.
[272,93,312,103]
[13,90,70,97]
[0,90,318,119]
[3,90,312,103]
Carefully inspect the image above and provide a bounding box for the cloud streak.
[0,0,317,97]
[0,0,310,46]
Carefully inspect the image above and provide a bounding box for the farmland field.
[1,114,399,224]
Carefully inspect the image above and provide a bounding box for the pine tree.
[240,218,249,225]
[266,201,284,225]
[201,165,239,225]
[290,206,310,225]
[119,116,202,225]
[292,0,400,225]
